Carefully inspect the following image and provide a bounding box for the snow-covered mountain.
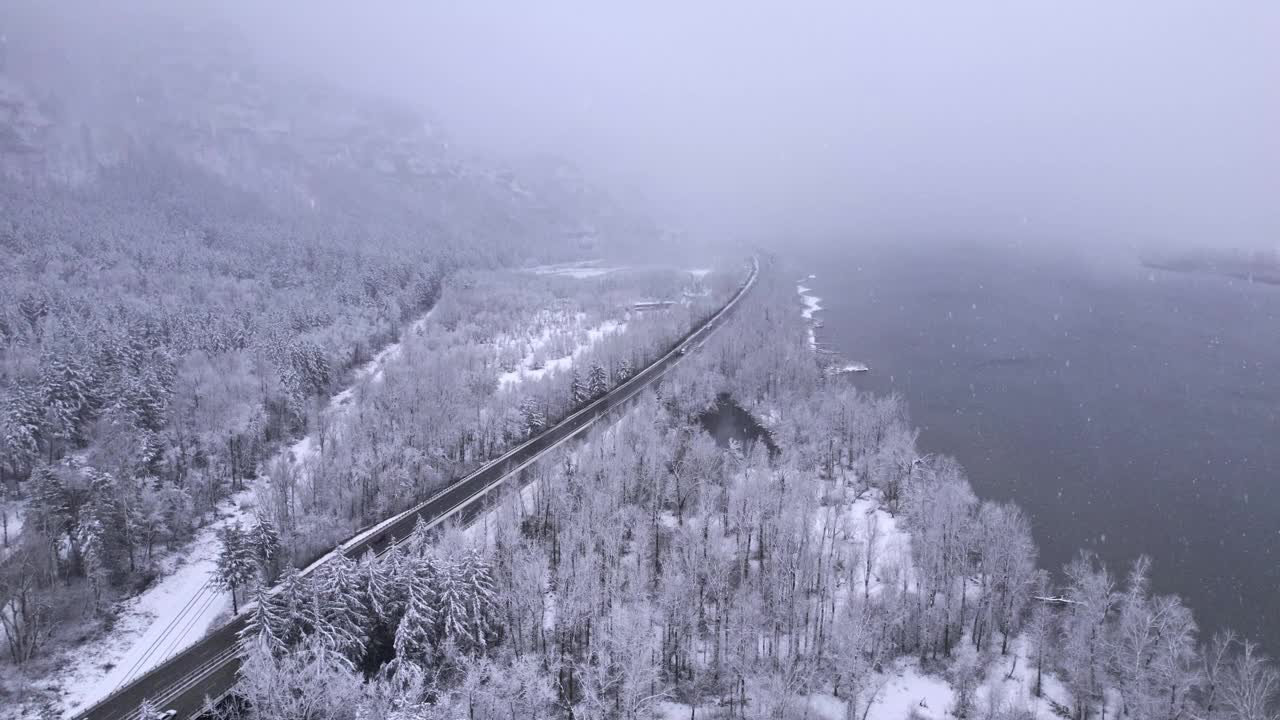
[0,6,651,260]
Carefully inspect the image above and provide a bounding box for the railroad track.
[74,257,758,720]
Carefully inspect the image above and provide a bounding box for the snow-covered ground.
[799,274,872,373]
[655,645,1074,720]
[29,308,440,718]
[654,476,1074,720]
[290,309,434,468]
[2,501,25,559]
[797,284,823,321]
[800,639,1073,720]
[525,260,625,279]
[797,279,823,349]
[314,308,629,567]
[44,489,252,718]
[796,658,956,720]
[498,315,626,389]
[840,489,915,598]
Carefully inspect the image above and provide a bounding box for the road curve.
[76,257,759,720]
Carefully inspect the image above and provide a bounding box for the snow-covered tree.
[213,523,256,614]
[392,566,438,668]
[236,637,364,720]
[39,354,97,450]
[1060,552,1117,719]
[273,568,319,648]
[356,549,394,624]
[0,384,42,483]
[1223,641,1279,720]
[519,397,546,435]
[241,585,287,657]
[136,699,168,720]
[454,549,498,651]
[315,554,368,660]
[570,370,590,406]
[587,362,609,398]
[614,358,633,384]
[248,515,282,580]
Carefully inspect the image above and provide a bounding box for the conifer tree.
[213,523,256,614]
[615,358,634,383]
[393,573,438,668]
[519,397,546,435]
[240,585,287,657]
[273,568,319,647]
[570,370,590,406]
[457,548,498,651]
[316,554,368,660]
[434,556,470,645]
[588,362,609,398]
[356,549,393,623]
[248,515,281,580]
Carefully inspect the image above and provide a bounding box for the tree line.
[0,159,718,679]
[216,260,1278,720]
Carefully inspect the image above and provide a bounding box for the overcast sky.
[19,0,1280,250]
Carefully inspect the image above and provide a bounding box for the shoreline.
[796,275,822,349]
[797,274,869,375]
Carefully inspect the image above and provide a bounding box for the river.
[798,241,1280,650]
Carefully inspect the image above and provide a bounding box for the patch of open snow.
[526,260,624,279]
[688,267,713,279]
[498,318,626,389]
[805,483,915,613]
[867,658,956,720]
[793,659,955,720]
[974,635,1073,720]
[558,267,617,279]
[656,657,953,720]
[52,490,255,717]
[652,701,691,719]
[806,693,848,720]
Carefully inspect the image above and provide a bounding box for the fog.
[227,0,1279,251]
[12,0,1280,251]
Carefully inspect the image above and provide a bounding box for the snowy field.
[497,313,627,389]
[525,260,626,279]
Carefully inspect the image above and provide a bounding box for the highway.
[75,257,758,720]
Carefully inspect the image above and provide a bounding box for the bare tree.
[1222,642,1279,720]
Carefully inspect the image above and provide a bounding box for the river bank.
[792,243,1280,651]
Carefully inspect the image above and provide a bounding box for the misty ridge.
[0,2,669,263]
[2,2,1280,720]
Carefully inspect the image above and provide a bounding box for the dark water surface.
[699,395,779,456]
[800,242,1280,649]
